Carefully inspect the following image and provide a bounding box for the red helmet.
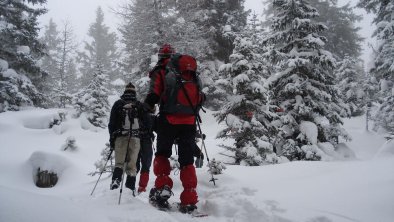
[158,44,175,58]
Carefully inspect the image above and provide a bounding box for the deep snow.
[0,107,393,222]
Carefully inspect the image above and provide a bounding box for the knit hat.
[158,44,175,59]
[124,82,136,93]
[122,82,137,101]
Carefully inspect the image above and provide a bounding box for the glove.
[109,137,115,151]
[195,155,204,168]
[202,134,206,140]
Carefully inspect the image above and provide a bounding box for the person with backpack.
[142,44,205,213]
[108,83,143,194]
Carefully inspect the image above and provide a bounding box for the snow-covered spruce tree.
[73,64,110,128]
[79,7,120,89]
[358,0,394,133]
[207,158,226,175]
[118,0,172,98]
[40,18,61,107]
[262,0,363,61]
[216,33,278,165]
[209,0,249,63]
[335,56,366,116]
[61,136,78,151]
[0,0,47,112]
[313,1,363,60]
[262,0,349,161]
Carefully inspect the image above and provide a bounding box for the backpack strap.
[176,75,203,124]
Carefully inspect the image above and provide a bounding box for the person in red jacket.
[143,44,203,213]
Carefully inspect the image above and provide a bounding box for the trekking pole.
[177,78,218,186]
[91,149,113,196]
[196,120,218,186]
[118,133,132,204]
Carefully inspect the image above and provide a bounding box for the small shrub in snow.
[49,110,67,128]
[61,136,78,151]
[208,158,226,175]
[89,143,114,176]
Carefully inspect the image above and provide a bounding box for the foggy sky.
[37,0,374,68]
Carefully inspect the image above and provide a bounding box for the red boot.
[180,164,198,205]
[138,172,149,193]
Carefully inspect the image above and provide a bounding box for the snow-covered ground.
[0,107,393,222]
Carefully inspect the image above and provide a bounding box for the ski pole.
[91,149,113,196]
[196,120,217,186]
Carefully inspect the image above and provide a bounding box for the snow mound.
[28,151,70,176]
[79,113,101,132]
[335,143,357,159]
[22,111,64,129]
[375,139,394,158]
[299,121,318,144]
[0,58,8,72]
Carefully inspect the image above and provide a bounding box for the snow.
[299,121,318,144]
[1,108,394,222]
[16,45,31,55]
[111,78,125,86]
[223,25,231,32]
[0,58,8,72]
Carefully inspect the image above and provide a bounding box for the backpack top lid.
[178,55,197,73]
[158,44,175,59]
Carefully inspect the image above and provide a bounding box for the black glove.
[109,137,115,151]
[202,134,206,140]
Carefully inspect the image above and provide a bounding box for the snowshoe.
[175,203,208,217]
[110,179,120,190]
[178,204,197,214]
[149,186,173,211]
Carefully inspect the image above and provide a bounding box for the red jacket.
[144,58,197,125]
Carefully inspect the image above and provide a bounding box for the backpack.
[120,101,140,136]
[161,54,203,115]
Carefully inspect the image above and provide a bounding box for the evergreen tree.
[358,0,394,133]
[262,0,349,161]
[216,32,278,165]
[54,21,78,108]
[79,7,120,88]
[313,0,363,60]
[263,0,363,60]
[40,19,77,108]
[210,0,249,63]
[89,143,114,176]
[40,18,61,104]
[118,0,171,98]
[335,56,366,116]
[73,64,110,128]
[0,0,47,111]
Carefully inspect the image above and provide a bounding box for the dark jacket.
[108,93,144,137]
